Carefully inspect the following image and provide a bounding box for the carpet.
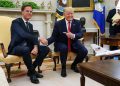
[8,66,103,86]
[2,55,101,78]
[2,56,103,86]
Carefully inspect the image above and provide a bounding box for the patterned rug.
[2,55,100,78]
[2,62,62,78]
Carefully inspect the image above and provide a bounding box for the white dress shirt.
[65,19,75,39]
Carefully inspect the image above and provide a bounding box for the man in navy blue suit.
[106,0,120,59]
[8,5,49,84]
[106,0,120,37]
[41,7,88,77]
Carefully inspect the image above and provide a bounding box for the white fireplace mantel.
[0,8,55,13]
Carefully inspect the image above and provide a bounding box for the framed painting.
[67,0,94,12]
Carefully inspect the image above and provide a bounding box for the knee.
[45,46,50,54]
[39,46,50,54]
[22,47,30,54]
[79,47,88,56]
[83,48,88,56]
[59,47,68,53]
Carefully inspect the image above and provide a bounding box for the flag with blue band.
[93,2,105,34]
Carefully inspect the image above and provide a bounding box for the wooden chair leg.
[57,56,59,64]
[53,56,58,71]
[37,66,42,73]
[85,56,89,62]
[18,62,21,69]
[5,63,13,83]
[100,56,103,60]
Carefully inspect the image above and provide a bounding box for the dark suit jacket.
[8,18,38,54]
[106,9,120,36]
[47,18,83,51]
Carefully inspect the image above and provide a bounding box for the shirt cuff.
[34,45,38,46]
[71,34,75,39]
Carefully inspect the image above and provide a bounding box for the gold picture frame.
[67,0,94,12]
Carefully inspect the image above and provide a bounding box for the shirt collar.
[22,17,29,23]
[65,19,71,24]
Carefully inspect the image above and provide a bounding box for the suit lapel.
[71,19,75,32]
[62,19,67,32]
[19,18,31,32]
[62,19,76,32]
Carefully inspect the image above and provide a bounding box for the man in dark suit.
[8,5,49,84]
[106,0,120,58]
[41,7,88,77]
[106,0,120,37]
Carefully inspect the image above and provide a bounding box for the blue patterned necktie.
[25,22,30,32]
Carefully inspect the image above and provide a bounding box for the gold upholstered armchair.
[0,16,52,83]
[0,16,32,83]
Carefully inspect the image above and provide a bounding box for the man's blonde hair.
[63,7,74,13]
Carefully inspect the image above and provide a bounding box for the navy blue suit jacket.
[8,18,38,54]
[106,9,120,36]
[47,18,83,51]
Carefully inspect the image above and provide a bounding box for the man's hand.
[65,32,75,39]
[113,19,120,23]
[31,45,38,56]
[39,37,48,45]
[112,19,120,25]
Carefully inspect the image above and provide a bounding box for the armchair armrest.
[0,42,7,58]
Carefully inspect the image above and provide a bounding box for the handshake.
[39,32,75,46]
[112,19,120,26]
[39,37,48,45]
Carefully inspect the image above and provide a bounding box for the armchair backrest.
[0,16,14,52]
[80,17,86,34]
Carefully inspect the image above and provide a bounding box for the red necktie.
[68,21,71,51]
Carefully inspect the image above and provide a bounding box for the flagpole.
[93,1,105,45]
[97,29,99,45]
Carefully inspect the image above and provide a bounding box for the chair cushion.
[0,53,23,64]
[0,53,37,64]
